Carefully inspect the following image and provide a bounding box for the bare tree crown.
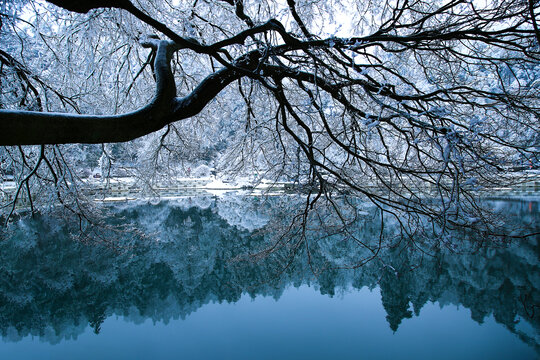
[0,0,538,230]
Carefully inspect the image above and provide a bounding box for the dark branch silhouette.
[0,0,538,228]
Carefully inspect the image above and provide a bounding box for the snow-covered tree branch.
[0,0,538,230]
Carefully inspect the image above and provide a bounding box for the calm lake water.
[0,196,538,359]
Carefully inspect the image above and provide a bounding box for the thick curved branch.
[0,40,244,145]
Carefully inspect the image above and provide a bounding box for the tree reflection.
[0,197,537,352]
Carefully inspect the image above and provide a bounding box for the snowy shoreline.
[2,173,539,208]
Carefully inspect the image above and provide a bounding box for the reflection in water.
[0,196,538,354]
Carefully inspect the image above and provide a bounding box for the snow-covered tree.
[0,0,538,233]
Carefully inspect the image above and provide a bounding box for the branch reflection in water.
[0,196,538,356]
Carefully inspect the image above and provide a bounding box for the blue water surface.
[0,197,537,359]
[0,285,536,360]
